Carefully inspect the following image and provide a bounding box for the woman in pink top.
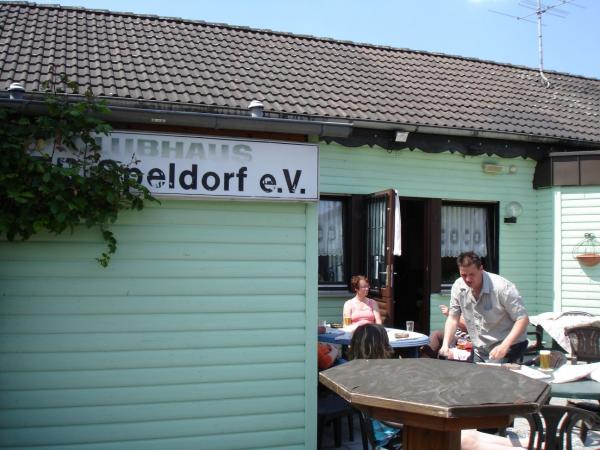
[342,275,382,328]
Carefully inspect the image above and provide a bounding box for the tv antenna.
[490,0,582,88]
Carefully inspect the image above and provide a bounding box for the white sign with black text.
[67,132,319,201]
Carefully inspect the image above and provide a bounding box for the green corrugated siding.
[317,295,348,324]
[0,199,315,450]
[317,143,541,326]
[558,188,600,314]
[535,188,555,314]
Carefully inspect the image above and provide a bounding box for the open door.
[364,189,396,325]
[392,198,439,334]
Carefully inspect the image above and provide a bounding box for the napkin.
[551,362,600,383]
[511,365,552,380]
[448,348,471,361]
[591,365,600,382]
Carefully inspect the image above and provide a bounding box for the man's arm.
[488,315,530,360]
[440,304,467,332]
[438,313,460,358]
[458,315,467,332]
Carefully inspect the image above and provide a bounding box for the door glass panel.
[366,195,387,292]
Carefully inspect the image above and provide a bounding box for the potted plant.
[573,233,600,267]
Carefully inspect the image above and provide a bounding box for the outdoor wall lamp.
[482,163,518,174]
[248,100,264,118]
[395,131,409,142]
[482,162,504,174]
[504,201,523,223]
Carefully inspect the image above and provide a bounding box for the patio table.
[551,379,600,399]
[319,358,550,450]
[504,362,600,400]
[529,312,597,353]
[318,326,429,358]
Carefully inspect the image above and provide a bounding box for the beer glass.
[539,350,552,370]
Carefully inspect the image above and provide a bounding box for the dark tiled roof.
[1,2,600,144]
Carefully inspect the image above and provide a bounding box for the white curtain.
[318,200,344,256]
[441,206,487,257]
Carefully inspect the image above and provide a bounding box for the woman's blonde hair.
[348,323,393,360]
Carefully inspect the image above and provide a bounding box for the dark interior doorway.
[393,199,430,335]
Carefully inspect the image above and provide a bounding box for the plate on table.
[388,330,412,340]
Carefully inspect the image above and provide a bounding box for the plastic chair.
[563,321,600,441]
[530,404,600,450]
[357,410,403,450]
[564,321,600,363]
[317,393,362,450]
[526,324,545,355]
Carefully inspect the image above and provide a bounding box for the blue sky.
[35,0,600,79]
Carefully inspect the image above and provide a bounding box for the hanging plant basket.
[573,233,600,267]
[575,254,600,267]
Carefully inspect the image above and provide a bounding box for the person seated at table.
[350,323,528,450]
[342,275,382,330]
[348,324,401,449]
[317,343,341,370]
[421,304,471,359]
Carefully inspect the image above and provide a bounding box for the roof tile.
[1,2,599,143]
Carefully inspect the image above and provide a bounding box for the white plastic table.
[529,312,597,353]
[318,326,429,357]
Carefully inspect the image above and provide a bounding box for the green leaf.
[0,72,157,266]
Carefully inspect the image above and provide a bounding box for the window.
[318,191,395,296]
[440,202,498,287]
[318,198,348,288]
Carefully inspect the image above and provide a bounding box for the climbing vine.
[0,73,157,266]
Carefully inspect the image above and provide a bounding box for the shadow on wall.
[579,265,600,282]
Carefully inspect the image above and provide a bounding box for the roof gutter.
[4,95,594,148]
[351,119,596,147]
[0,98,354,138]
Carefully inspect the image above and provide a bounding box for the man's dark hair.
[457,251,482,268]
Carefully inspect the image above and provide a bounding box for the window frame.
[318,195,352,292]
[317,193,374,293]
[438,200,499,292]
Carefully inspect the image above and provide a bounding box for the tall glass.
[539,350,551,370]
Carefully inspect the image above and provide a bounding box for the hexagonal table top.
[319,358,550,420]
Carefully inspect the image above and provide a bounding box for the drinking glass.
[539,350,551,370]
[318,320,327,334]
